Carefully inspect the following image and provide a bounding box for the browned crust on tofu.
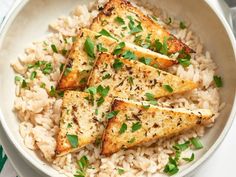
[101,99,213,156]
[91,0,194,55]
[88,53,197,99]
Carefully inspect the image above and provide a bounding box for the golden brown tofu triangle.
[88,53,197,99]
[101,99,213,156]
[58,28,176,91]
[91,0,194,55]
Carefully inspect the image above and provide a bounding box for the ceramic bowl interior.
[0,0,235,176]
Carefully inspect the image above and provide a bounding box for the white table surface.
[0,0,235,177]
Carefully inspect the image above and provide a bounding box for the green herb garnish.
[173,141,190,151]
[115,16,125,25]
[119,123,127,134]
[213,75,223,88]
[99,29,118,41]
[42,63,53,75]
[160,37,168,55]
[163,84,173,93]
[74,155,89,177]
[97,85,110,97]
[122,50,136,60]
[179,21,187,29]
[21,80,27,88]
[178,58,191,67]
[51,44,58,53]
[66,134,78,148]
[166,17,172,25]
[190,137,203,149]
[106,110,119,119]
[128,137,135,143]
[113,42,125,55]
[131,122,142,132]
[128,76,134,86]
[164,157,179,176]
[102,73,111,80]
[97,43,108,52]
[145,92,157,105]
[30,71,37,80]
[84,37,95,58]
[49,86,56,96]
[183,153,194,162]
[113,59,124,70]
[139,57,152,65]
[15,76,21,82]
[117,168,125,175]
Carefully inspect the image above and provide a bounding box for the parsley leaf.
[99,29,118,41]
[122,50,137,60]
[139,57,152,65]
[145,92,157,105]
[128,76,134,86]
[183,153,194,162]
[115,16,125,25]
[160,37,168,55]
[128,137,135,143]
[21,80,27,88]
[97,43,108,52]
[178,58,191,67]
[66,134,78,148]
[163,84,173,93]
[42,62,53,75]
[97,85,110,97]
[113,42,126,55]
[117,168,125,175]
[96,97,105,107]
[119,123,127,134]
[127,16,143,34]
[106,110,119,119]
[30,71,37,80]
[51,44,58,53]
[84,37,95,58]
[164,157,179,176]
[113,59,124,70]
[179,21,187,29]
[213,75,223,88]
[102,73,111,80]
[190,137,203,149]
[131,122,142,132]
[173,141,190,151]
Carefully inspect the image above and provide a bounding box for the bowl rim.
[0,0,236,177]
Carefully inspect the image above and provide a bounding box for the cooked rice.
[11,0,222,176]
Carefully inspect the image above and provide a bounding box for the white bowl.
[0,0,236,176]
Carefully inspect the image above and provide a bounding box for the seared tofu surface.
[101,99,213,156]
[91,0,194,55]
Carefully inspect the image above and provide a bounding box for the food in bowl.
[11,0,223,176]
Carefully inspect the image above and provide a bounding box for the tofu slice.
[101,99,213,156]
[58,28,175,90]
[88,53,197,99]
[90,0,194,55]
[56,91,113,156]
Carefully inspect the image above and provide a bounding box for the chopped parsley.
[96,97,104,107]
[142,104,150,109]
[49,86,56,96]
[21,80,27,88]
[183,153,194,162]
[84,37,95,59]
[163,84,173,93]
[122,50,137,60]
[62,49,68,56]
[213,75,223,88]
[128,76,134,86]
[60,63,65,73]
[80,78,87,84]
[113,42,126,55]
[117,168,125,175]
[64,67,72,76]
[179,21,187,29]
[131,122,142,132]
[85,86,97,95]
[127,16,143,34]
[102,73,111,80]
[15,76,21,82]
[99,29,118,41]
[51,44,58,53]
[106,110,119,119]
[113,59,124,70]
[134,35,143,46]
[173,141,190,151]
[30,71,37,80]
[119,123,127,134]
[164,157,179,176]
[139,57,152,65]
[97,43,108,52]
[66,134,78,148]
[74,155,89,177]
[145,92,157,105]
[190,137,203,149]
[154,39,162,52]
[67,123,72,128]
[40,82,46,88]
[42,63,53,75]
[128,137,135,143]
[165,17,172,25]
[97,85,110,97]
[115,16,125,25]
[178,58,191,67]
[160,37,168,55]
